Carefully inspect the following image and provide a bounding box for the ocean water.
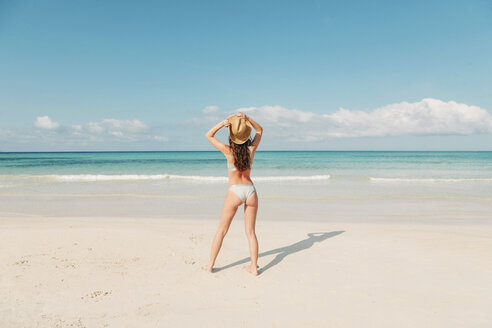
[1,151,491,220]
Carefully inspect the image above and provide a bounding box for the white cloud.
[87,122,105,134]
[237,105,316,127]
[100,119,148,133]
[110,131,124,137]
[203,105,219,114]
[230,99,492,141]
[25,117,166,146]
[34,116,60,130]
[152,135,168,142]
[83,119,148,136]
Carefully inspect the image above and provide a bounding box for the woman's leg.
[244,191,259,275]
[205,190,243,272]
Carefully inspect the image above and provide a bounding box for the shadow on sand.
[215,231,345,275]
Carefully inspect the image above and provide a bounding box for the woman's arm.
[237,112,263,149]
[205,119,230,154]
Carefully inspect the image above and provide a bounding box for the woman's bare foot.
[202,264,213,273]
[247,265,259,276]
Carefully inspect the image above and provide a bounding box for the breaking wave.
[2,174,331,183]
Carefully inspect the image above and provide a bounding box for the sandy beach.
[2,215,491,327]
[3,0,492,326]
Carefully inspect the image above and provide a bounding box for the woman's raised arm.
[237,113,263,149]
[205,119,230,154]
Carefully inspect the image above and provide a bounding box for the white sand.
[1,216,492,327]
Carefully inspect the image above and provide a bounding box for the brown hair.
[229,137,252,171]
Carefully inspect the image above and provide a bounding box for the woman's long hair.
[229,137,252,171]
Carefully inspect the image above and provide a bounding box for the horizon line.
[1,150,492,153]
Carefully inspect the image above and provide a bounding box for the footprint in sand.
[81,290,112,302]
[184,258,196,265]
[14,259,29,265]
[189,234,204,245]
[51,257,76,269]
[40,317,86,328]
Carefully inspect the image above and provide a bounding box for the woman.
[203,112,263,275]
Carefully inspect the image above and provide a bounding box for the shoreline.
[2,213,492,225]
[2,150,492,153]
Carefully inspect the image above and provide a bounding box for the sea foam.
[34,174,332,182]
[370,177,492,183]
[49,174,227,182]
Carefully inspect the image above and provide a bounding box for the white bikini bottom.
[229,184,256,203]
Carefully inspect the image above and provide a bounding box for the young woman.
[203,112,263,275]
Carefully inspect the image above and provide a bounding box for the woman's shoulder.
[224,151,234,162]
[222,145,232,156]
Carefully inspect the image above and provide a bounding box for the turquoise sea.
[1,151,491,220]
[1,151,492,179]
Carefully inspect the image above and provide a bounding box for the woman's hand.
[222,119,231,127]
[236,112,248,120]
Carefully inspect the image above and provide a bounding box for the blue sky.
[1,0,491,151]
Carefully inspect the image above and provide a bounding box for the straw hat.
[227,114,252,144]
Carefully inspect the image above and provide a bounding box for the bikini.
[227,163,256,203]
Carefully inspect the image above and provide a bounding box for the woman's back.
[226,146,255,186]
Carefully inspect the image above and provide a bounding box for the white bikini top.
[227,163,237,171]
